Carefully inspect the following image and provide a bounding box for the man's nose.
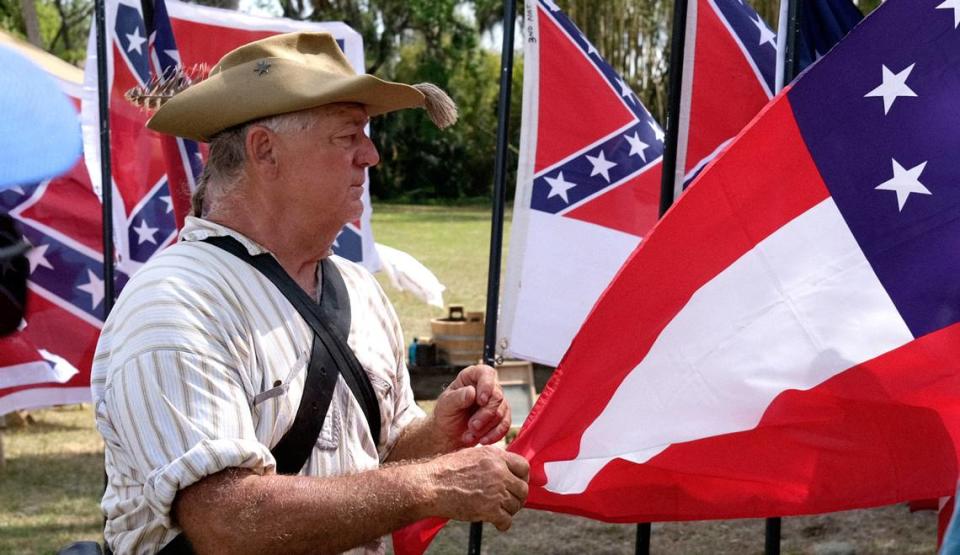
[358,134,380,168]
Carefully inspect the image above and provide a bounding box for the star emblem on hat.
[254,60,271,76]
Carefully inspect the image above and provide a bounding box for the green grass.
[370,204,511,342]
[0,406,104,554]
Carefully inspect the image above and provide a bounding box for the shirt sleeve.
[101,349,275,529]
[374,278,426,461]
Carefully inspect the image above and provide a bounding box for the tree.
[0,0,91,63]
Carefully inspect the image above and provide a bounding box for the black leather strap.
[202,235,381,449]
[156,236,382,555]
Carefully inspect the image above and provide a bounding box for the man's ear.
[245,125,279,178]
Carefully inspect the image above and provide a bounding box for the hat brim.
[147,58,425,142]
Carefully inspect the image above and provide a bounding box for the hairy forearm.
[386,415,459,463]
[175,464,435,555]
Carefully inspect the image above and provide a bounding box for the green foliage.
[370,36,522,202]
[304,1,521,202]
[0,0,90,64]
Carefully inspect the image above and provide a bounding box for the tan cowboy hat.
[142,32,457,142]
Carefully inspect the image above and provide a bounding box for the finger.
[503,452,531,481]
[450,364,486,390]
[465,405,499,439]
[475,413,511,446]
[473,366,499,406]
[450,385,476,409]
[463,398,505,443]
[493,509,513,532]
[505,477,529,506]
[437,385,476,419]
[501,492,524,515]
[467,385,506,429]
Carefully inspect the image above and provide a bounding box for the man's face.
[270,103,379,239]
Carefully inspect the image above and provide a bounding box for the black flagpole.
[637,0,688,552]
[95,0,115,316]
[95,0,115,550]
[764,2,800,553]
[659,0,689,217]
[472,0,518,553]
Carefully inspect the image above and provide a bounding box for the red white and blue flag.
[0,45,103,413]
[510,0,960,521]
[499,0,778,367]
[672,0,777,194]
[498,0,664,366]
[82,0,379,278]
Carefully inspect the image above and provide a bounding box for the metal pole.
[635,522,651,555]
[472,0,517,552]
[765,3,799,552]
[96,0,115,316]
[784,0,802,84]
[95,1,115,552]
[765,517,782,555]
[658,0,689,218]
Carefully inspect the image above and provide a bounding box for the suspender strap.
[156,236,382,555]
[202,235,381,449]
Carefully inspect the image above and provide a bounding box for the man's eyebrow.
[333,117,369,131]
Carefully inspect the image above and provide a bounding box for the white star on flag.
[648,120,665,143]
[25,242,54,274]
[753,14,776,49]
[160,195,175,214]
[865,63,917,115]
[875,158,931,211]
[937,0,960,28]
[578,31,598,56]
[164,49,181,64]
[587,150,617,183]
[126,27,147,55]
[542,0,560,12]
[545,172,577,203]
[10,186,25,195]
[625,132,649,162]
[133,218,159,245]
[616,78,634,102]
[77,269,105,309]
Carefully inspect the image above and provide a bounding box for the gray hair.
[192,110,320,216]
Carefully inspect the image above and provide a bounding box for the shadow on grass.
[1,450,103,502]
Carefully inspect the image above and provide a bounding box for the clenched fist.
[425,446,530,531]
[432,365,512,448]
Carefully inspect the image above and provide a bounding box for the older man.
[92,32,527,554]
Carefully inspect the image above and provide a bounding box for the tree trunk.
[20,0,43,48]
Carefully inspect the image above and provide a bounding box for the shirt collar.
[179,216,272,257]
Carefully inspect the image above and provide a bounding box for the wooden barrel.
[431,306,484,366]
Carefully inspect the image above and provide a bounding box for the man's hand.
[425,446,530,531]
[433,364,512,448]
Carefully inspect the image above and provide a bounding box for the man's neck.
[206,192,340,297]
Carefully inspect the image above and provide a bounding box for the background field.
[0,205,938,554]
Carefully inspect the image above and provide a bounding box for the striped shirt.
[91,217,423,555]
